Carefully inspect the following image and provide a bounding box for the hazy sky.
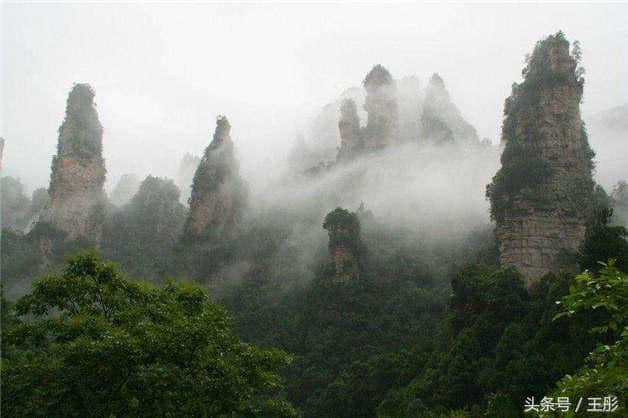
[2,3,627,192]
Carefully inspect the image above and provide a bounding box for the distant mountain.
[590,103,628,131]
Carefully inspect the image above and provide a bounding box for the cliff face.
[421,74,479,145]
[39,84,106,242]
[487,32,595,285]
[323,208,361,281]
[183,116,246,241]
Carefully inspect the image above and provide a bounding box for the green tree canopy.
[1,252,296,417]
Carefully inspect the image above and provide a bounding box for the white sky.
[2,2,627,192]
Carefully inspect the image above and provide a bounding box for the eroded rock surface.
[183,116,247,241]
[421,73,479,145]
[39,84,107,242]
[323,207,362,281]
[487,33,595,285]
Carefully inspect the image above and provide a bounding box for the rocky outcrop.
[38,84,107,242]
[182,116,246,241]
[337,65,398,161]
[323,207,362,281]
[363,65,398,151]
[421,74,479,145]
[487,32,595,285]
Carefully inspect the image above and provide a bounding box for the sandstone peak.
[183,115,246,241]
[37,83,106,243]
[323,207,362,281]
[487,32,594,284]
[428,73,445,89]
[363,64,393,90]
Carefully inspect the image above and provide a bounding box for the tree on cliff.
[543,261,627,417]
[323,207,363,281]
[1,252,296,417]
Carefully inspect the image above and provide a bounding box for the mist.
[3,3,628,195]
[3,5,628,416]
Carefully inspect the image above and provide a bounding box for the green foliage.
[542,262,628,416]
[323,207,361,251]
[382,265,596,417]
[0,229,43,296]
[102,176,187,281]
[1,252,296,417]
[579,206,628,272]
[554,260,627,337]
[57,83,103,163]
[222,217,447,417]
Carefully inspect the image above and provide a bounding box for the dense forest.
[2,31,627,417]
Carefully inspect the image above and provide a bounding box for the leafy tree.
[542,261,627,417]
[579,206,628,272]
[1,252,296,417]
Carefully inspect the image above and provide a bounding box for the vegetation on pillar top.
[56,83,103,163]
[323,207,361,250]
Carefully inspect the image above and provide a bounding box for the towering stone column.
[421,73,479,145]
[337,99,363,162]
[323,207,362,281]
[39,84,107,242]
[487,32,595,285]
[363,65,398,151]
[183,116,247,241]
